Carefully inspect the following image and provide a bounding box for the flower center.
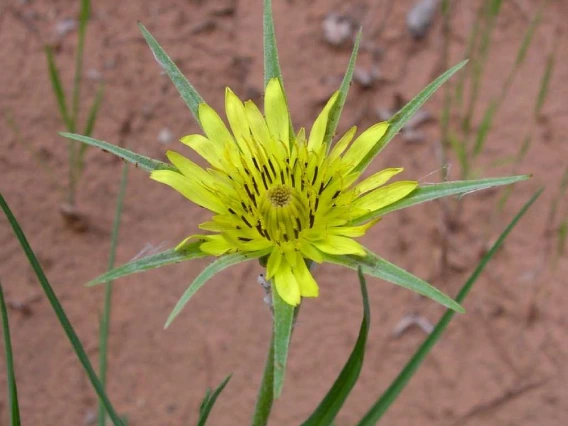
[269,186,292,207]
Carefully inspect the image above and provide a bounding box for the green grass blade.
[324,250,463,312]
[98,163,128,426]
[45,46,72,130]
[352,175,530,225]
[251,333,275,426]
[78,82,105,176]
[535,51,555,118]
[197,375,232,426]
[60,132,175,173]
[71,0,90,129]
[263,0,283,87]
[355,188,542,425]
[0,194,124,426]
[472,99,497,157]
[557,219,567,258]
[514,2,544,67]
[87,242,207,286]
[165,249,271,328]
[447,133,469,176]
[138,22,204,126]
[354,60,468,173]
[271,285,294,399]
[323,29,361,148]
[300,267,370,426]
[200,388,213,416]
[0,282,21,426]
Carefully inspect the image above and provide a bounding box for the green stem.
[98,164,129,426]
[251,332,275,426]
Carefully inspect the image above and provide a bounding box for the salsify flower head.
[151,78,417,306]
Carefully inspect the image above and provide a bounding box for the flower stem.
[251,332,275,426]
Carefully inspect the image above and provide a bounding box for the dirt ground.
[1,0,567,425]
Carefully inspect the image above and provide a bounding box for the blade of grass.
[164,248,271,328]
[356,188,542,425]
[60,132,175,173]
[44,46,72,130]
[324,250,463,313]
[300,267,370,426]
[271,284,294,399]
[0,281,21,426]
[78,82,105,175]
[535,46,556,119]
[0,193,124,426]
[71,0,90,130]
[352,175,530,224]
[98,163,128,426]
[138,22,205,127]
[323,29,361,148]
[197,375,232,426]
[354,60,468,173]
[251,332,275,426]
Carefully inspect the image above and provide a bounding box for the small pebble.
[55,18,76,38]
[157,127,173,145]
[322,13,353,47]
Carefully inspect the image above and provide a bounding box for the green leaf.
[0,282,21,426]
[323,249,464,313]
[71,0,91,129]
[263,0,283,87]
[251,333,275,426]
[45,46,72,130]
[60,132,175,173]
[356,189,542,425]
[197,375,232,426]
[535,51,555,118]
[354,60,468,173]
[0,193,125,426]
[473,99,497,157]
[78,82,105,175]
[87,242,207,286]
[165,249,271,328]
[271,285,294,399]
[138,22,205,126]
[301,267,370,426]
[352,175,530,225]
[323,29,362,148]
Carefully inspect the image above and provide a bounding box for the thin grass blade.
[45,46,72,130]
[197,375,232,426]
[71,0,90,129]
[472,99,497,157]
[138,22,204,126]
[354,60,468,173]
[271,285,294,399]
[324,250,463,312]
[78,82,105,175]
[87,242,207,286]
[98,163,128,426]
[165,249,271,328]
[355,188,542,425]
[352,175,530,225]
[251,333,275,426]
[535,51,555,118]
[60,132,175,173]
[0,282,21,426]
[300,267,370,426]
[323,29,361,148]
[0,194,124,426]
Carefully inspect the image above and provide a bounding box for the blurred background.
[1,0,567,424]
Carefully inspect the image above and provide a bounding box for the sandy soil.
[1,0,567,425]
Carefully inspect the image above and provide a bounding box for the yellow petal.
[151,170,226,213]
[198,103,235,149]
[180,134,223,169]
[200,235,233,256]
[293,252,319,297]
[266,248,283,279]
[329,126,357,162]
[355,181,418,212]
[312,236,367,256]
[299,240,323,263]
[341,122,389,170]
[307,91,339,152]
[166,151,212,185]
[328,218,381,237]
[264,78,289,144]
[225,88,250,143]
[273,266,301,306]
[354,168,404,195]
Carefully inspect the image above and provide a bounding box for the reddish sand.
[1,0,567,425]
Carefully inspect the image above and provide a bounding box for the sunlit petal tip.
[265,78,289,143]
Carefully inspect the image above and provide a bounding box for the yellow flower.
[151,78,417,306]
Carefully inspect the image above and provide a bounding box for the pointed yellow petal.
[312,236,367,256]
[355,181,418,212]
[329,126,357,162]
[341,122,389,170]
[198,103,235,149]
[166,151,212,185]
[225,88,250,142]
[354,168,404,195]
[299,240,323,263]
[328,218,381,237]
[264,78,289,144]
[307,91,339,152]
[151,170,225,213]
[273,266,301,306]
[293,252,319,297]
[200,235,233,256]
[266,248,283,279]
[180,134,223,169]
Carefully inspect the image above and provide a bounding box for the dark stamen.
[238,237,253,242]
[241,216,253,228]
[311,166,319,185]
[309,212,315,227]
